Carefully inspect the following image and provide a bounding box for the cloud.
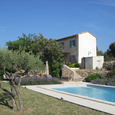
[88,0,115,6]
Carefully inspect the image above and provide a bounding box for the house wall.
[57,31,97,64]
[83,56,104,69]
[78,32,97,64]
[57,36,78,62]
[93,56,104,69]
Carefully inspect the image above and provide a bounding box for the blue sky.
[0,0,115,52]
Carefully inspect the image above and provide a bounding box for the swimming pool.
[53,85,115,103]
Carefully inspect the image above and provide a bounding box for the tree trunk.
[0,83,17,109]
[9,81,17,110]
[12,81,23,111]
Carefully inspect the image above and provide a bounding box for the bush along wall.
[91,69,115,86]
[85,73,101,82]
[15,77,61,85]
[68,63,80,68]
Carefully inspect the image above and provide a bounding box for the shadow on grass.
[0,92,13,109]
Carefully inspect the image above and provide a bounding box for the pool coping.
[24,82,115,115]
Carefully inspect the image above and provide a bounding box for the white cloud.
[88,0,115,6]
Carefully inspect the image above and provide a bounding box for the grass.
[0,81,109,115]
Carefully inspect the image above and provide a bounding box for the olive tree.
[0,49,45,111]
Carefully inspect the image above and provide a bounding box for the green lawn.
[0,81,109,115]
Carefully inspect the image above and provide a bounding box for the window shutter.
[63,42,64,49]
[74,40,76,47]
[70,41,71,48]
[74,55,76,62]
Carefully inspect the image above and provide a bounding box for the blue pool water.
[53,85,115,103]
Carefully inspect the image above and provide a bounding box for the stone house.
[56,31,97,64]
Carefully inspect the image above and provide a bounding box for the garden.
[0,81,108,115]
[0,34,63,111]
[85,68,115,86]
[0,33,114,114]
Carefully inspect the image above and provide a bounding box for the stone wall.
[103,61,115,70]
[62,65,81,81]
[76,69,109,78]
[62,65,109,81]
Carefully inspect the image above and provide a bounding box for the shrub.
[15,77,61,85]
[69,63,80,68]
[92,77,108,85]
[89,69,115,86]
[109,69,115,77]
[85,73,101,82]
[49,60,61,78]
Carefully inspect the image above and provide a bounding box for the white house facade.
[78,31,97,63]
[56,31,97,64]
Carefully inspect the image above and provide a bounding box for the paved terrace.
[24,82,115,115]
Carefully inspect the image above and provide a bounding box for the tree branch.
[0,83,14,98]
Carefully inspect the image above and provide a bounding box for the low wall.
[62,65,81,81]
[62,65,109,81]
[76,69,109,78]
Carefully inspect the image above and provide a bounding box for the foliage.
[92,76,115,86]
[6,33,49,55]
[104,42,115,61]
[0,48,45,111]
[85,73,101,82]
[49,60,61,78]
[104,51,115,61]
[109,42,115,57]
[91,69,115,86]
[68,63,80,68]
[6,33,64,78]
[29,33,49,55]
[15,77,61,85]
[40,39,64,78]
[0,49,45,73]
[106,69,115,78]
[92,78,108,85]
[6,33,33,52]
[97,47,104,56]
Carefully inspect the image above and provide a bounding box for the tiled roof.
[56,31,97,41]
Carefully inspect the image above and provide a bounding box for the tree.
[41,39,64,77]
[104,51,115,61]
[6,33,64,78]
[6,33,33,52]
[6,33,49,55]
[104,42,115,61]
[109,42,115,57]
[28,33,49,55]
[96,47,103,56]
[0,49,45,111]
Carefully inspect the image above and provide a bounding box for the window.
[70,55,76,63]
[70,40,76,48]
[60,42,64,49]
